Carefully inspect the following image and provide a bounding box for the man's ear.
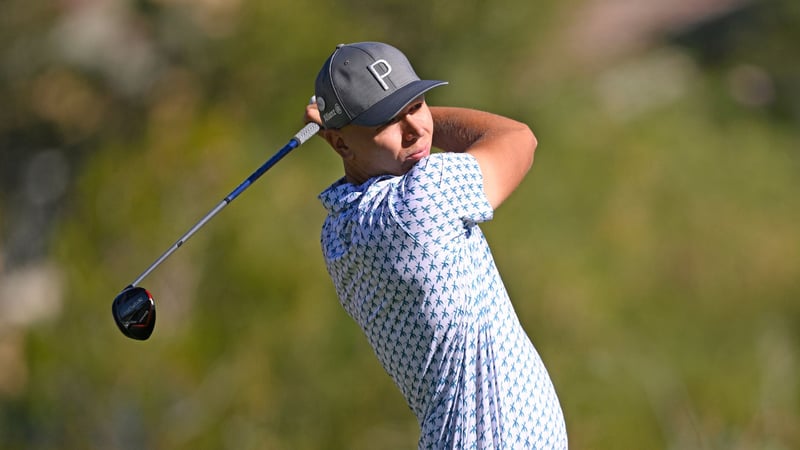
[323,129,353,159]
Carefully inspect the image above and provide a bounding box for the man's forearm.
[430,106,534,153]
[431,106,486,153]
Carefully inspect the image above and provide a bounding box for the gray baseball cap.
[314,42,448,129]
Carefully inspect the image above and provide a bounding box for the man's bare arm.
[430,106,537,209]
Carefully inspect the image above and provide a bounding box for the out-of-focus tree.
[1,0,798,449]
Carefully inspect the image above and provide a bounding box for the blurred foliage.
[1,0,799,449]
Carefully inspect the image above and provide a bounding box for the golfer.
[305,42,567,449]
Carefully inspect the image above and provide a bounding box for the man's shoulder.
[416,152,478,172]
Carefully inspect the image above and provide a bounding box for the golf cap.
[314,42,448,129]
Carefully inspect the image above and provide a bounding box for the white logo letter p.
[368,59,392,90]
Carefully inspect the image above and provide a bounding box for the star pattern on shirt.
[319,153,567,449]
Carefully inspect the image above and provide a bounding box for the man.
[305,42,567,449]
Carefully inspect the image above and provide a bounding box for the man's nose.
[402,114,424,140]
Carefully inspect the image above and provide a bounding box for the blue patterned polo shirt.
[319,152,567,449]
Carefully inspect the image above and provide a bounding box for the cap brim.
[351,79,448,127]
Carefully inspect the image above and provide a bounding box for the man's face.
[332,96,433,184]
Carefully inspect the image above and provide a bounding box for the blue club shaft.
[130,122,320,288]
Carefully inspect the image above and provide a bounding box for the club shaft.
[130,122,320,287]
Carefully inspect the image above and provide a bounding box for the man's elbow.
[519,124,537,173]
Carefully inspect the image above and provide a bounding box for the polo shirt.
[319,152,567,449]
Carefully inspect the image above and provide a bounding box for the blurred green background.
[1,0,798,448]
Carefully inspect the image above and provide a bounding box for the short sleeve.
[389,153,493,247]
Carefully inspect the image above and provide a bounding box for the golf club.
[112,120,320,340]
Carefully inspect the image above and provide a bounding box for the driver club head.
[112,286,156,340]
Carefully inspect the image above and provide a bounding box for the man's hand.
[304,98,324,129]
